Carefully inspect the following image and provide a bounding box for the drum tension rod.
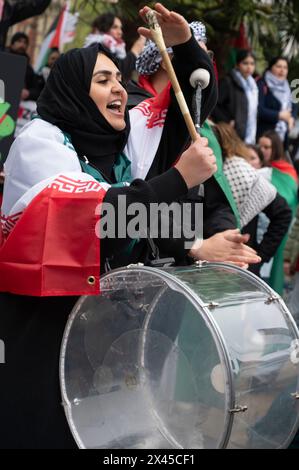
[291,392,299,400]
[194,260,209,268]
[265,295,280,305]
[202,302,219,310]
[229,405,248,414]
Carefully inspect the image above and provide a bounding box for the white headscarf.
[265,70,292,141]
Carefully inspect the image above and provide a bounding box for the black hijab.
[37,44,130,175]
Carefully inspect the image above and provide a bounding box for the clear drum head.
[60,266,232,449]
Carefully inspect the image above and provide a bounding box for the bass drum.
[60,263,299,449]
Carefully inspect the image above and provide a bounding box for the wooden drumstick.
[145,9,198,142]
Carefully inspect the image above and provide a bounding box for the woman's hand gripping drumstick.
[138,3,198,142]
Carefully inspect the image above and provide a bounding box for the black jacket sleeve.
[202,177,236,237]
[101,168,188,265]
[257,193,292,262]
[244,193,292,276]
[157,177,236,265]
[179,177,236,238]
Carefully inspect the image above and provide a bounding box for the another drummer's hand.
[222,230,252,269]
[189,229,261,265]
[223,229,250,245]
[175,136,217,189]
[138,3,191,47]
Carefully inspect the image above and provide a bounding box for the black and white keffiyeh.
[84,33,126,59]
[136,21,207,75]
[223,156,277,228]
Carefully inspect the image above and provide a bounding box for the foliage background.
[68,0,299,79]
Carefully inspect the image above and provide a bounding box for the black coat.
[0,294,78,449]
[256,77,297,144]
[211,70,248,141]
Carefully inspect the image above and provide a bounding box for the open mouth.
[107,100,123,115]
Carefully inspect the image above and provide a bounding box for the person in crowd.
[212,50,258,144]
[257,130,298,292]
[214,122,292,277]
[0,4,261,449]
[0,0,51,50]
[39,47,60,83]
[127,22,241,236]
[246,144,264,170]
[7,32,42,101]
[257,57,297,147]
[84,11,145,82]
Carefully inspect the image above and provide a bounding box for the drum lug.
[126,263,144,268]
[202,301,219,310]
[291,392,299,400]
[194,260,209,268]
[229,405,248,414]
[265,295,280,305]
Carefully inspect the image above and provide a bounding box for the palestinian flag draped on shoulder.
[270,161,298,294]
[34,1,79,73]
[271,161,298,214]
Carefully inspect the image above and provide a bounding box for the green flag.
[270,167,298,295]
[201,121,241,229]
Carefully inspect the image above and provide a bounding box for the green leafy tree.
[69,0,299,77]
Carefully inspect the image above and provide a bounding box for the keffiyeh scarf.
[84,33,126,59]
[136,21,207,76]
[223,156,277,228]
